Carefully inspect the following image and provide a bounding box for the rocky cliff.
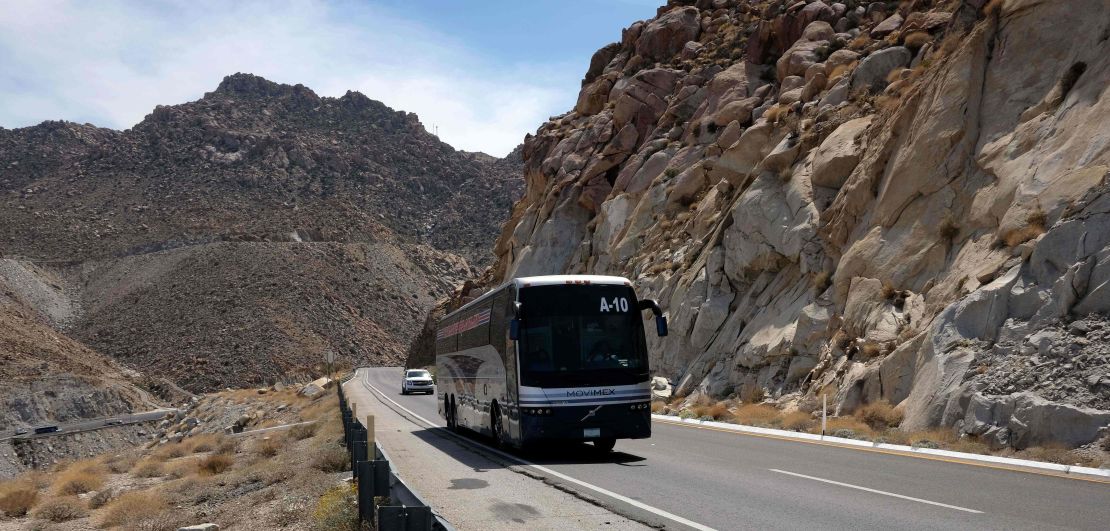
[480,0,1110,449]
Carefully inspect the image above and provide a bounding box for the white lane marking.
[769,469,984,514]
[356,369,716,531]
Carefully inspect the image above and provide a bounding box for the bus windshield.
[518,284,649,387]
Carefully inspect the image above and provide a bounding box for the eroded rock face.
[465,0,1110,448]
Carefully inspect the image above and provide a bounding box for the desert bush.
[102,453,139,474]
[820,416,874,438]
[88,488,114,510]
[650,401,665,414]
[848,34,873,50]
[938,216,960,240]
[32,496,87,522]
[857,341,883,360]
[216,437,239,455]
[731,404,780,427]
[53,463,105,496]
[903,31,933,51]
[287,422,318,441]
[781,411,815,432]
[313,446,349,473]
[256,437,284,458]
[812,271,832,292]
[153,442,188,461]
[99,491,168,529]
[739,384,765,404]
[763,104,789,124]
[187,434,223,453]
[132,459,165,478]
[165,459,198,480]
[197,453,234,475]
[856,401,903,430]
[663,167,680,178]
[313,484,360,531]
[0,482,38,517]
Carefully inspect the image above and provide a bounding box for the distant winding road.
[0,408,177,443]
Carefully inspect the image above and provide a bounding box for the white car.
[401,369,434,395]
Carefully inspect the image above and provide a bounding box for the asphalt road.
[362,367,1110,531]
[0,408,175,442]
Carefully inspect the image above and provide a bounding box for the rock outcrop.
[468,0,1110,449]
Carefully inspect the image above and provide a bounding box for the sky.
[0,0,660,156]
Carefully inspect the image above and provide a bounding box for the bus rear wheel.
[446,396,458,431]
[592,438,616,453]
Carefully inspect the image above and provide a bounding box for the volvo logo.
[566,388,615,397]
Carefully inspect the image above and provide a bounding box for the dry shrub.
[1026,206,1048,229]
[99,491,168,529]
[0,482,38,517]
[187,433,223,453]
[849,34,873,50]
[903,31,934,51]
[88,488,114,510]
[197,453,234,475]
[856,401,903,430]
[102,453,138,474]
[880,281,897,300]
[827,63,853,84]
[650,401,665,414]
[216,437,239,455]
[256,437,284,458]
[812,270,832,292]
[692,401,731,420]
[857,341,883,360]
[739,384,765,404]
[313,484,360,531]
[1002,225,1045,247]
[165,459,198,480]
[153,442,188,461]
[32,496,87,522]
[939,216,960,240]
[763,104,789,124]
[287,422,318,441]
[821,416,875,438]
[132,459,165,478]
[312,446,350,473]
[907,428,958,447]
[782,411,815,432]
[947,437,991,455]
[731,404,781,426]
[53,461,105,496]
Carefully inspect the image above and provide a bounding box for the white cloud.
[0,0,578,156]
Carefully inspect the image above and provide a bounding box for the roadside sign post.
[323,349,337,390]
[822,394,827,437]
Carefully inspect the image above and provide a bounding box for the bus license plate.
[583,428,601,438]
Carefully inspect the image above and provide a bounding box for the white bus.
[435,275,667,452]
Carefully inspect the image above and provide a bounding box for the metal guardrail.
[338,383,453,531]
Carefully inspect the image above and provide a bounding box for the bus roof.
[512,275,632,287]
[440,275,634,322]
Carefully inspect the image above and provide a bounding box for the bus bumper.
[518,404,651,441]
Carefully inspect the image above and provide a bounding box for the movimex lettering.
[566,388,616,397]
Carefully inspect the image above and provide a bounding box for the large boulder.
[850,46,912,93]
[635,7,701,62]
[811,115,872,189]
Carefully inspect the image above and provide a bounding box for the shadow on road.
[409,426,647,468]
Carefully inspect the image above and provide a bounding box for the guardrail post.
[377,505,433,531]
[365,415,375,450]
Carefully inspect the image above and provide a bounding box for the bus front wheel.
[593,438,616,453]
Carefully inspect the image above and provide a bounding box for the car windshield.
[518,284,648,387]
[406,370,430,378]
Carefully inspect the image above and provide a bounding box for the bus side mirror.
[655,315,668,337]
[638,299,667,337]
[509,319,520,341]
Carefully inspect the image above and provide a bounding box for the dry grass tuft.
[287,422,318,441]
[102,453,139,474]
[939,216,960,240]
[821,416,875,438]
[256,437,285,458]
[197,453,235,475]
[856,401,903,430]
[31,496,87,522]
[132,459,165,478]
[1002,224,1046,247]
[781,411,816,432]
[812,270,832,293]
[903,31,934,51]
[827,62,854,84]
[313,446,350,473]
[650,400,665,414]
[99,491,169,529]
[53,461,106,496]
[763,104,789,124]
[313,484,360,531]
[153,442,188,461]
[0,481,38,517]
[731,404,780,426]
[848,34,873,50]
[739,384,765,404]
[857,341,883,360]
[88,488,114,510]
[187,433,224,453]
